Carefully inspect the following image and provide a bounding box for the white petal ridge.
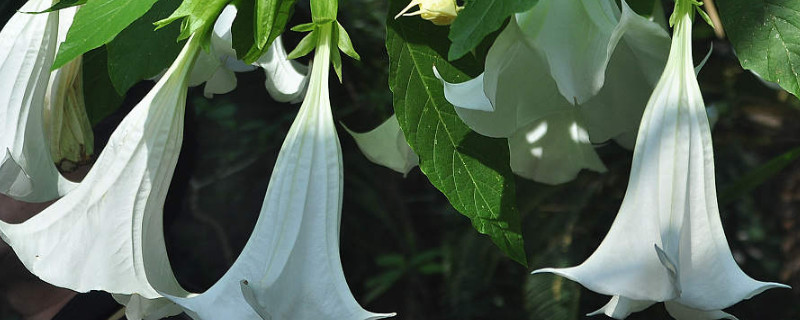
[0,0,76,202]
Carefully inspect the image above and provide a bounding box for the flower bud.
[395,0,461,26]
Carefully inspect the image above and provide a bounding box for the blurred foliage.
[0,0,799,319]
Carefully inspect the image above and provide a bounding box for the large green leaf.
[155,0,229,40]
[82,47,124,126]
[232,0,298,63]
[52,0,158,70]
[386,0,527,266]
[717,0,800,97]
[447,0,537,60]
[106,0,183,95]
[33,0,87,13]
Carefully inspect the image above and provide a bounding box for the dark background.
[0,0,798,319]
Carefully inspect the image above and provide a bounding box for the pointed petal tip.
[0,149,34,199]
[531,267,559,275]
[745,281,792,299]
[367,311,398,320]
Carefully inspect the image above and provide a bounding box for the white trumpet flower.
[43,6,94,167]
[343,114,418,176]
[189,5,256,99]
[0,0,77,202]
[254,35,310,104]
[158,23,394,320]
[532,2,789,318]
[0,33,202,304]
[436,0,669,184]
[190,5,309,102]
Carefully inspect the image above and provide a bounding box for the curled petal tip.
[0,150,33,199]
[530,267,561,276]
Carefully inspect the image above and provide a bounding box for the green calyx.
[286,17,360,82]
[669,0,713,29]
[154,0,230,46]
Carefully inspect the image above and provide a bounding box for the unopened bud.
[394,0,462,26]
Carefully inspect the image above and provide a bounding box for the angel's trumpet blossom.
[0,33,202,305]
[532,1,789,318]
[158,22,394,320]
[43,6,94,168]
[0,0,77,202]
[437,0,670,184]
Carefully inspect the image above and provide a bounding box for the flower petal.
[581,0,670,148]
[44,7,94,165]
[533,7,789,310]
[664,302,738,320]
[0,0,76,202]
[587,296,653,319]
[160,25,394,320]
[203,67,237,98]
[255,36,310,104]
[435,69,492,112]
[0,35,201,300]
[515,0,619,104]
[0,149,33,199]
[343,114,419,176]
[442,18,568,139]
[507,108,606,185]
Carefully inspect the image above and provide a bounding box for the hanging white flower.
[43,6,94,167]
[0,33,203,307]
[190,5,309,102]
[0,0,78,202]
[158,22,394,320]
[254,35,310,104]
[189,5,256,99]
[436,0,670,184]
[532,1,789,318]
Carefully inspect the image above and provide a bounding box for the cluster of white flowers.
[413,0,786,319]
[0,0,790,319]
[0,1,390,320]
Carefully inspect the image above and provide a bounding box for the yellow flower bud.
[394,0,462,26]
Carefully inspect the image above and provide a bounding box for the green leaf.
[719,146,800,205]
[52,0,159,70]
[29,0,87,13]
[331,25,343,82]
[106,0,183,95]
[256,0,297,48]
[336,21,360,60]
[231,0,257,58]
[82,47,124,126]
[286,30,317,60]
[292,22,315,32]
[233,0,298,63]
[717,0,800,97]
[155,0,229,40]
[387,0,527,266]
[447,0,537,60]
